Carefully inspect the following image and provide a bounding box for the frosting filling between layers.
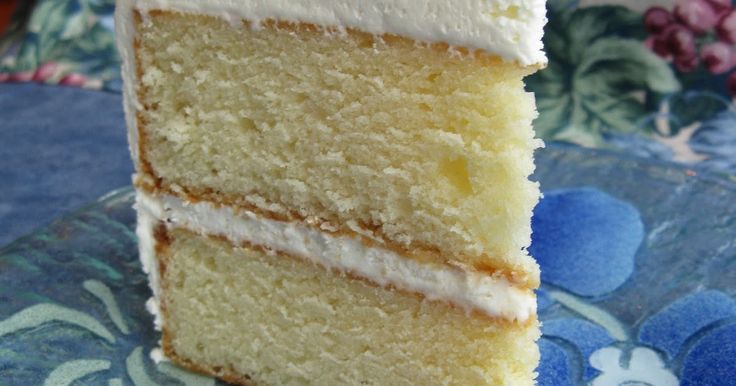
[136,190,536,323]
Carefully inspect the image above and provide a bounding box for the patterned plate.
[1,144,734,385]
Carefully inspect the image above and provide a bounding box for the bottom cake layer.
[154,227,540,385]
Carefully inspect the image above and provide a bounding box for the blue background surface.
[0,83,132,246]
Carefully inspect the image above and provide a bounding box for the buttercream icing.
[136,190,537,323]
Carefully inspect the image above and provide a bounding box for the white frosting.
[115,2,141,168]
[150,347,169,363]
[136,190,536,322]
[135,196,164,331]
[116,0,546,66]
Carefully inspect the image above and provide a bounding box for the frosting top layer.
[128,0,547,66]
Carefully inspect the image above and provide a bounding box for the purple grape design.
[645,0,736,95]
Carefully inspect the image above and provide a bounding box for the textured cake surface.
[117,0,546,384]
[157,226,540,386]
[134,12,541,286]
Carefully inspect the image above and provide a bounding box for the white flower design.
[590,346,679,386]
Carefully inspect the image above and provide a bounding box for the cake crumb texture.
[160,227,540,386]
[136,11,541,284]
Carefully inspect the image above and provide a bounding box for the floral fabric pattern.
[533,186,736,386]
[0,0,119,90]
[2,145,735,385]
[1,0,735,177]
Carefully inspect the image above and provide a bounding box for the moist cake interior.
[158,226,540,386]
[119,1,547,384]
[135,11,541,288]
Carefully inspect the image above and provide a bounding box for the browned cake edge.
[135,181,540,290]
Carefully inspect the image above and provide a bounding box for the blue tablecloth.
[0,83,131,246]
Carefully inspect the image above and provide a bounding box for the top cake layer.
[122,0,547,66]
[119,10,543,288]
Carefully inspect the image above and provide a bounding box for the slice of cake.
[116,0,547,384]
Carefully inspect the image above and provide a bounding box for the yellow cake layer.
[134,11,541,286]
[156,227,540,386]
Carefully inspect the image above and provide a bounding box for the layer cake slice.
[116,0,547,384]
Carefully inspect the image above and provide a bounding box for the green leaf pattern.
[0,279,217,385]
[1,0,118,89]
[528,5,681,146]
